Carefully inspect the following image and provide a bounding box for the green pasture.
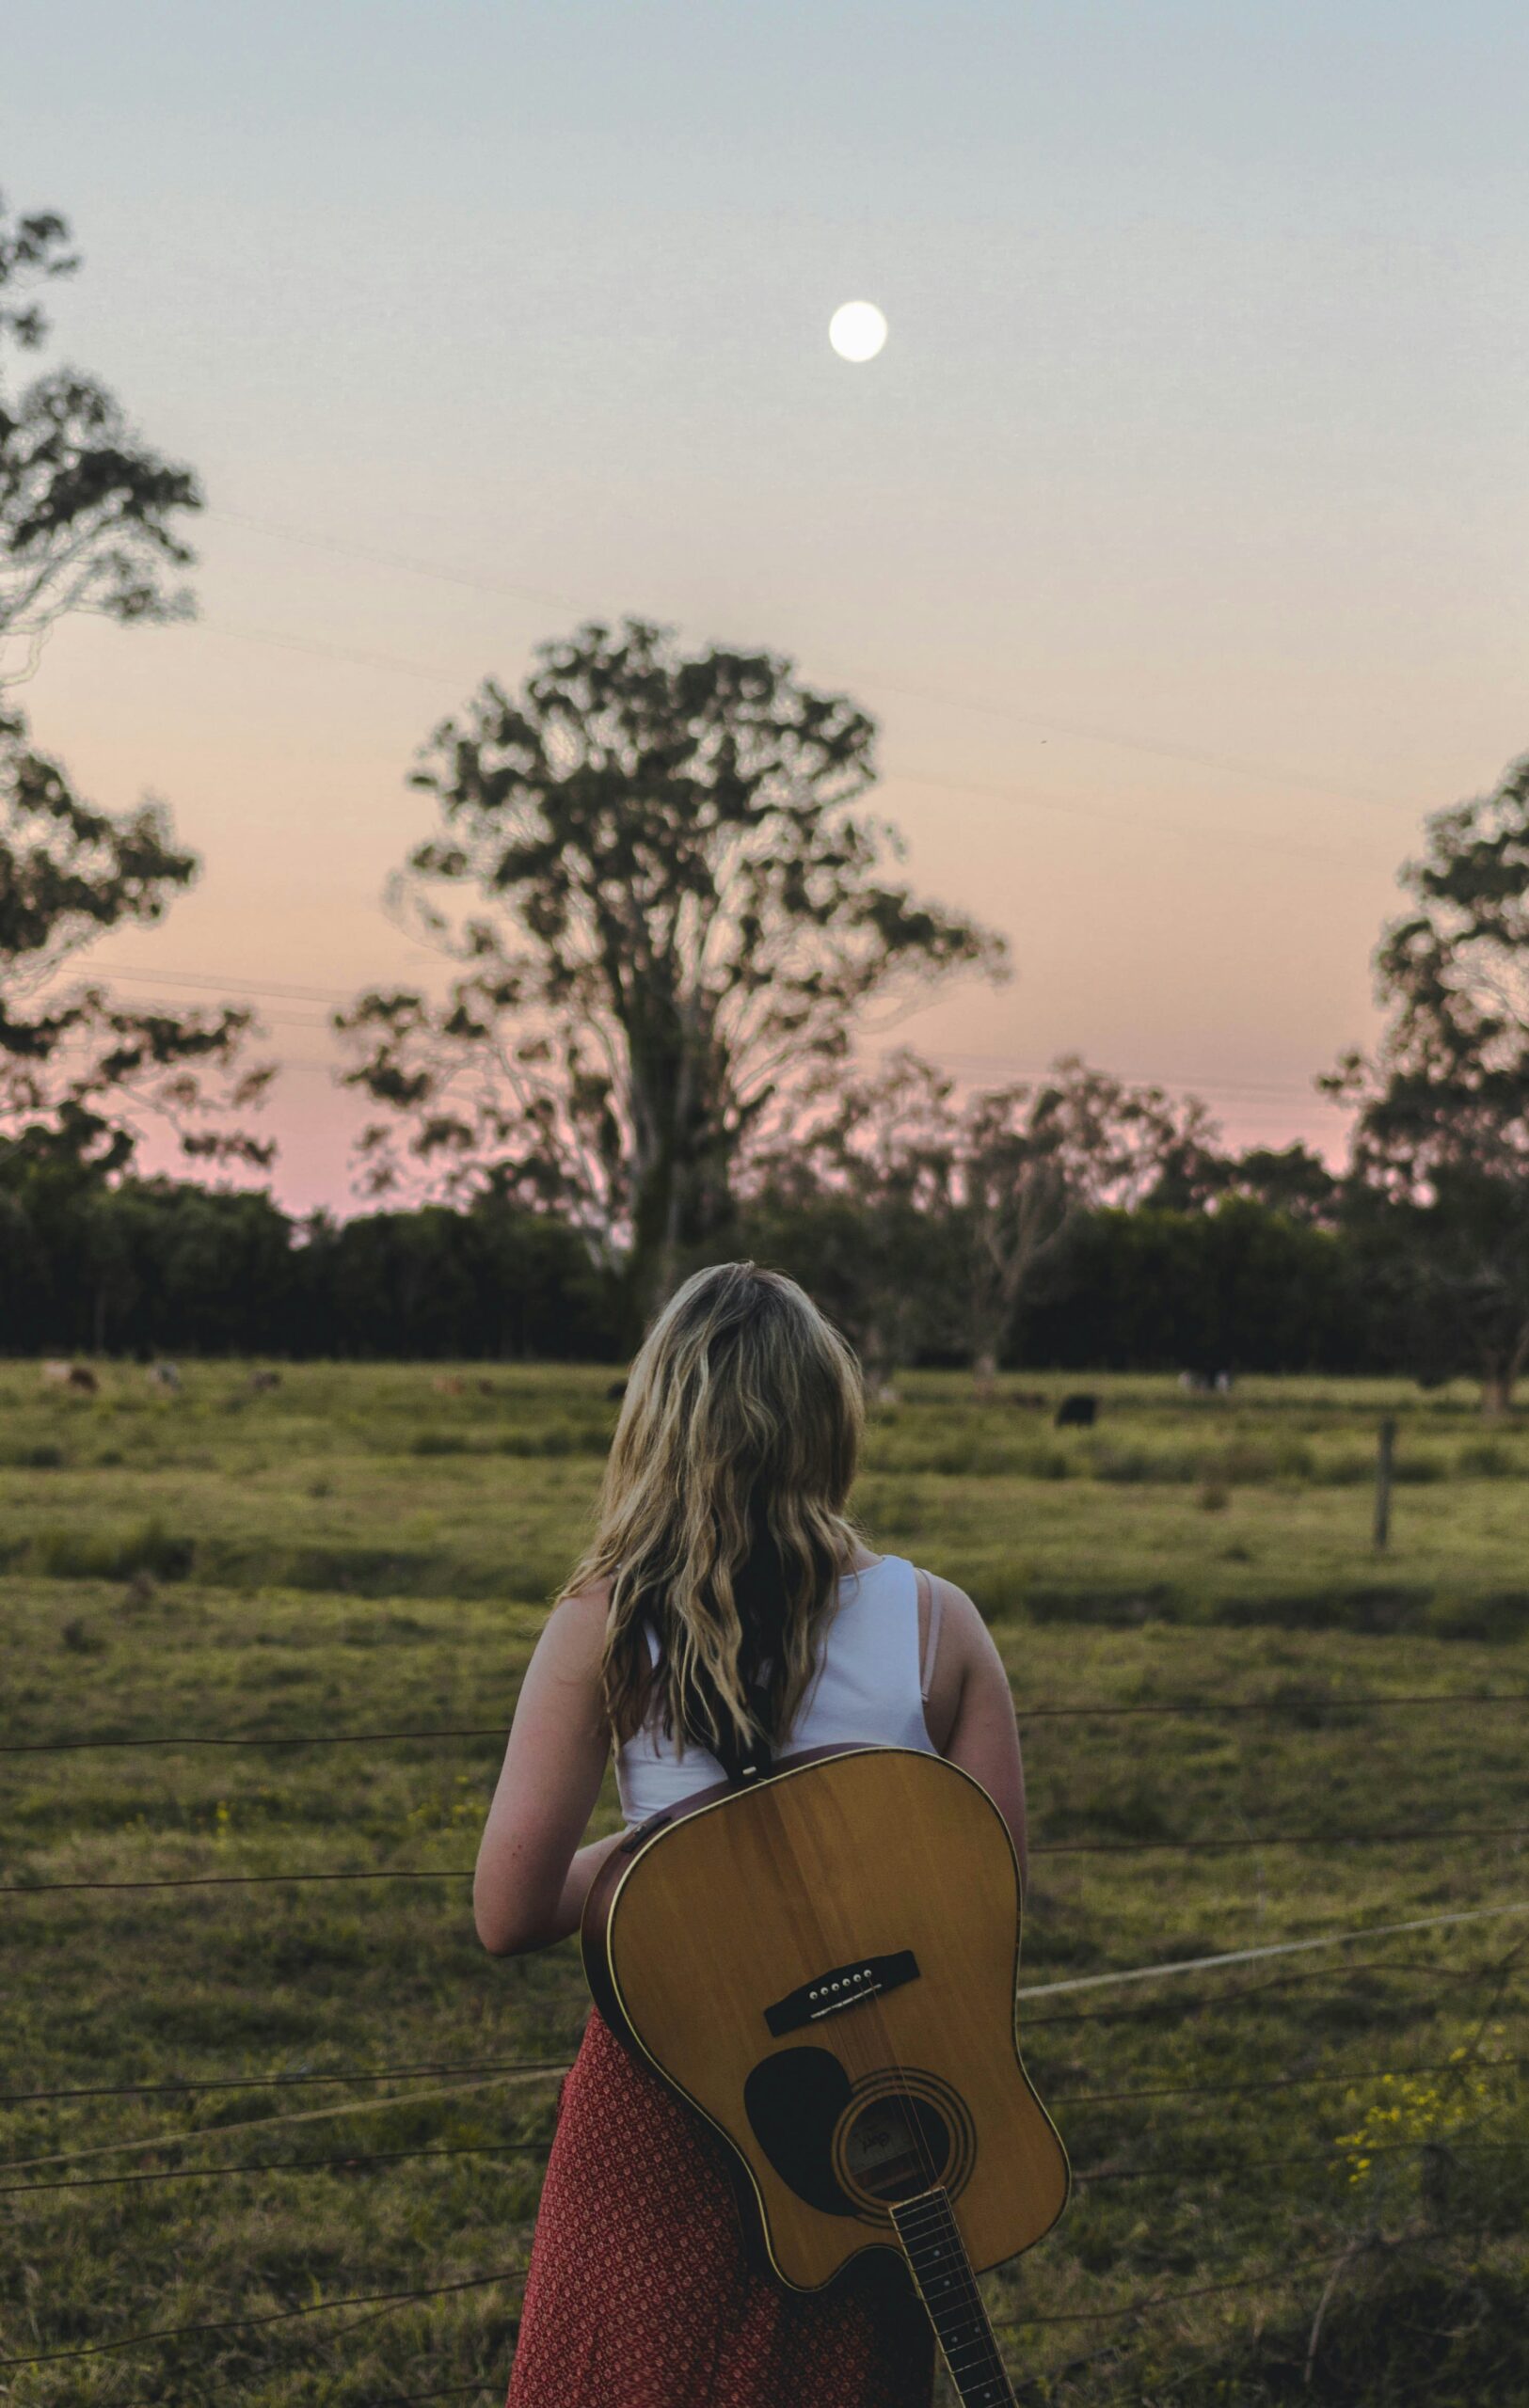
[1,1364,1525,2405]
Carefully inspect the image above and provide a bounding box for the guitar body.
[581,1745,1069,2299]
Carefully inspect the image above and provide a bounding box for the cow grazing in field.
[249,1370,281,1392]
[1054,1392,1098,1429]
[432,1374,466,1396]
[148,1363,183,1392]
[1179,1369,1234,1395]
[41,1362,97,1395]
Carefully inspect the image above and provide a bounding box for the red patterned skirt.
[505,2009,935,2407]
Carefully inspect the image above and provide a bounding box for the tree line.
[0,1154,1375,1374]
[2,190,1526,1404]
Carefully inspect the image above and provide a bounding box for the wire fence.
[7,2041,1522,2117]
[5,1675,1524,2391]
[0,2216,1514,2379]
[7,1819,1526,1898]
[4,1687,1525,1754]
[3,2125,1522,2205]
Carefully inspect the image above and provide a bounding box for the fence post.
[1373,1417,1397,1551]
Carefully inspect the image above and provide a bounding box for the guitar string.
[852,1861,1012,2397]
[839,1569,1017,2393]
[765,1753,994,2392]
[717,1576,1013,2399]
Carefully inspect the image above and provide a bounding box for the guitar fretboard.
[889,2187,1016,2408]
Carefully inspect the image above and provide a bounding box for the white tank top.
[614,1553,940,1829]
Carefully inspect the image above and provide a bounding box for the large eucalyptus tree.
[338,618,1008,1315]
[0,193,200,682]
[1329,753,1529,1412]
[0,191,268,1175]
[0,712,274,1172]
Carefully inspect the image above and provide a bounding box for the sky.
[5,0,1528,1212]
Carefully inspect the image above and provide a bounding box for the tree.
[338,618,1008,1318]
[743,1051,1224,1395]
[956,1081,1088,1397]
[1020,1201,1370,1373]
[1,194,200,684]
[1210,1141,1340,1227]
[0,710,273,1173]
[940,1056,1220,1388]
[1327,752,1529,1413]
[741,1051,962,1396]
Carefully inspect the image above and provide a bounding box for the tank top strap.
[916,1566,942,1702]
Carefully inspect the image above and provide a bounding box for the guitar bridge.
[764,1949,919,2037]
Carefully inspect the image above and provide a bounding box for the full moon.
[828,300,888,363]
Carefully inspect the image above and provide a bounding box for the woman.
[474,1260,1027,2408]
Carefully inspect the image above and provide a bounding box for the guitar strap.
[707,1666,776,1789]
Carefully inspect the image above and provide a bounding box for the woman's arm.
[473,1588,615,1956]
[929,1576,1028,1891]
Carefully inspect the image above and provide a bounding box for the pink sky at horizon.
[8,0,1528,1214]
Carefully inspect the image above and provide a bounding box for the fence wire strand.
[6,1820,1525,1897]
[5,1687,1524,1754]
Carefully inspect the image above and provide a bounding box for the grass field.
[2,1363,1525,2406]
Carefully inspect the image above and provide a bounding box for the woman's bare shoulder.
[925,1569,986,1639]
[558,1574,613,1617]
[534,1579,612,1670]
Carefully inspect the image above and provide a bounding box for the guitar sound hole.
[841,2095,951,2204]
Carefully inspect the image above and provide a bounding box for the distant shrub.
[1457,1439,1523,1478]
[1428,1589,1529,1641]
[59,1615,107,1655]
[494,1421,611,1458]
[1089,1445,1163,1483]
[28,1516,194,1582]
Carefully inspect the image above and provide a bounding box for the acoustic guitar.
[582,1744,1069,2407]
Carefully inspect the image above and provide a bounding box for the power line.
[890,763,1379,871]
[159,617,1414,878]
[8,1823,1523,1895]
[8,1687,1521,1756]
[206,506,1412,816]
[58,956,1352,1107]
[212,507,584,618]
[69,960,367,1007]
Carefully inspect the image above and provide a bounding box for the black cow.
[1054,1392,1098,1429]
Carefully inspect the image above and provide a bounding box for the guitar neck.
[889,2187,1017,2407]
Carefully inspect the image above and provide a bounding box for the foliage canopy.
[339,617,1008,1307]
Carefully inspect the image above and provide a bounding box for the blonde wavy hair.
[565,1261,866,1764]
